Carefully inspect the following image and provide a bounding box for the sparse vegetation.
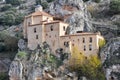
[17,51,27,58]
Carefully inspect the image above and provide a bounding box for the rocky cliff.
[6,0,120,80]
[9,42,77,80]
[48,0,93,34]
[100,37,120,80]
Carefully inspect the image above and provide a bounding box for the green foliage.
[69,46,105,80]
[48,54,62,68]
[83,0,100,3]
[98,39,106,48]
[36,0,41,5]
[35,0,48,9]
[0,11,25,26]
[47,0,55,3]
[1,4,12,11]
[15,13,24,25]
[0,43,5,52]
[41,2,48,9]
[6,0,22,6]
[0,73,9,80]
[83,0,89,2]
[110,0,120,14]
[93,0,101,3]
[17,51,27,58]
[0,31,18,51]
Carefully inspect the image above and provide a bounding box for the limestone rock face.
[8,43,76,80]
[100,37,120,80]
[48,0,93,34]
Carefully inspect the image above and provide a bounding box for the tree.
[110,0,120,14]
[98,39,106,48]
[1,4,12,11]
[68,46,106,80]
[0,31,18,51]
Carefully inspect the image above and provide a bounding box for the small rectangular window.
[84,45,86,51]
[51,25,53,31]
[63,26,66,31]
[36,35,38,39]
[89,44,92,51]
[90,37,92,43]
[64,41,69,47]
[34,28,36,33]
[83,38,85,43]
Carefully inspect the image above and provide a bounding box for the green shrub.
[1,4,12,11]
[17,51,27,58]
[0,43,5,52]
[98,39,106,48]
[83,0,89,2]
[47,0,55,3]
[0,11,24,26]
[15,13,24,25]
[110,0,120,14]
[0,73,9,80]
[93,0,101,3]
[6,0,22,6]
[36,0,41,5]
[41,2,48,9]
[0,31,18,51]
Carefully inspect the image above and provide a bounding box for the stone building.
[23,5,104,56]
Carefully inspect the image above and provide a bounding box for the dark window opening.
[36,35,38,39]
[72,43,74,46]
[63,26,66,31]
[83,38,85,43]
[78,39,79,42]
[89,44,92,51]
[90,37,92,43]
[28,22,30,25]
[84,45,86,51]
[46,34,48,36]
[77,31,83,33]
[64,41,69,47]
[50,25,53,31]
[34,28,36,33]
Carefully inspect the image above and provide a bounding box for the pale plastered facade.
[23,7,104,56]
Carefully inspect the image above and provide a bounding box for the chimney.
[35,5,43,12]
